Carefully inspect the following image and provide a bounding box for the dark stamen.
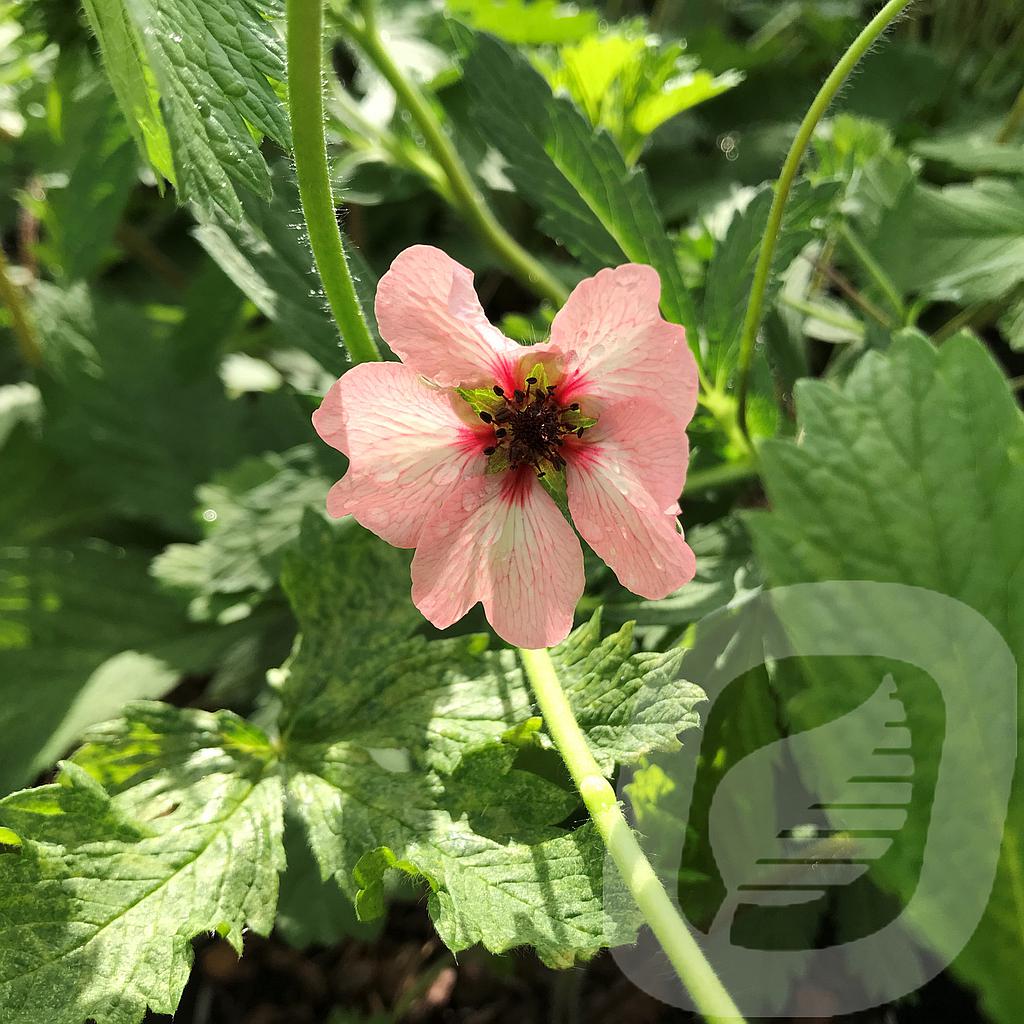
[479,411,493,423]
[493,385,505,396]
[484,446,496,455]
[570,403,579,411]
[526,376,537,384]
[495,428,507,438]
[576,427,585,438]
[514,389,525,402]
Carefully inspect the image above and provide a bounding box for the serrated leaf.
[35,73,138,281]
[277,516,704,964]
[0,540,250,794]
[0,707,284,1024]
[872,178,1024,304]
[459,30,697,334]
[193,165,380,375]
[745,330,1024,1024]
[152,447,331,622]
[33,282,310,534]
[550,615,706,774]
[83,0,289,221]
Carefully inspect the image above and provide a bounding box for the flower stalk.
[336,0,569,309]
[734,0,917,439]
[519,647,745,1024]
[286,0,380,364]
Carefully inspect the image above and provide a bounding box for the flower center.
[479,377,591,476]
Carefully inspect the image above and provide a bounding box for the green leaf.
[549,615,705,774]
[0,540,248,794]
[872,178,1024,304]
[277,514,421,710]
[445,0,598,44]
[34,282,309,534]
[703,179,840,378]
[0,708,284,1024]
[82,0,290,221]
[459,30,697,335]
[913,133,1024,176]
[541,25,741,162]
[193,166,379,375]
[745,331,1024,1024]
[79,0,175,180]
[999,294,1024,352]
[152,447,331,623]
[278,516,704,965]
[34,72,138,281]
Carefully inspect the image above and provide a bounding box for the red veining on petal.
[456,425,493,455]
[499,466,537,507]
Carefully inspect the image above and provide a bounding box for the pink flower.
[313,245,697,650]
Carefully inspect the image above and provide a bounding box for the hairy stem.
[519,646,745,1024]
[340,1,569,308]
[734,0,917,438]
[0,245,41,368]
[287,0,380,364]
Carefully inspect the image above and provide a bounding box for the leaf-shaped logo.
[708,674,912,938]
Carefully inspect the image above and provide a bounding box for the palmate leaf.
[0,711,284,1024]
[280,515,704,965]
[745,331,1024,1024]
[82,0,290,221]
[0,514,706,1019]
[458,29,697,334]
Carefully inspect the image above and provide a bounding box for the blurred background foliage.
[1,0,1024,1020]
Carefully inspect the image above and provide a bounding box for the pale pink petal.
[313,362,489,547]
[547,264,698,424]
[411,471,584,648]
[569,398,691,512]
[566,449,696,600]
[375,245,522,388]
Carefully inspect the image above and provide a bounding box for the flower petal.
[548,264,698,424]
[411,471,584,648]
[375,245,522,388]
[566,449,695,600]
[313,362,488,547]
[570,398,690,512]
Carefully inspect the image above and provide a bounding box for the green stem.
[836,222,905,320]
[286,0,380,364]
[0,246,40,368]
[340,2,568,308]
[997,83,1024,144]
[734,0,917,438]
[519,647,745,1024]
